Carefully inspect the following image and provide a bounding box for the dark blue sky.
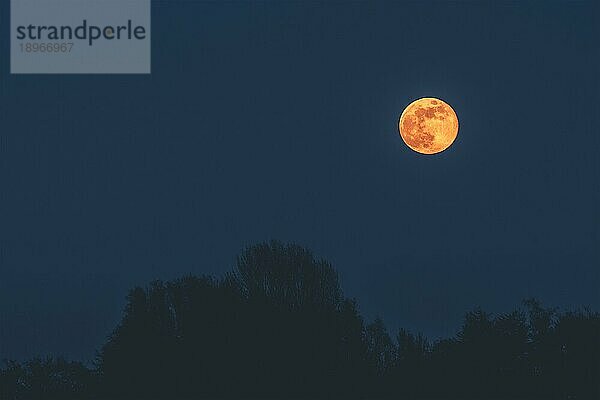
[1,1,598,363]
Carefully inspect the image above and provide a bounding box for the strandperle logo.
[11,0,151,74]
[15,19,148,47]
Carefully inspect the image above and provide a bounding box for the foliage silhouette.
[0,357,95,400]
[1,241,599,399]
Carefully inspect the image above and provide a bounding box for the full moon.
[398,97,459,155]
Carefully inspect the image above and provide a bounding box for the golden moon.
[398,97,459,154]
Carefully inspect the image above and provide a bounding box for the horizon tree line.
[1,241,599,399]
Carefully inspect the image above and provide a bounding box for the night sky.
[1,1,599,364]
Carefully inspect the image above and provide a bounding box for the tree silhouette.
[96,241,370,398]
[0,358,94,400]
[229,241,343,311]
[2,242,599,399]
[395,328,429,396]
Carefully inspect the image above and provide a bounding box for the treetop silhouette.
[1,241,598,399]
